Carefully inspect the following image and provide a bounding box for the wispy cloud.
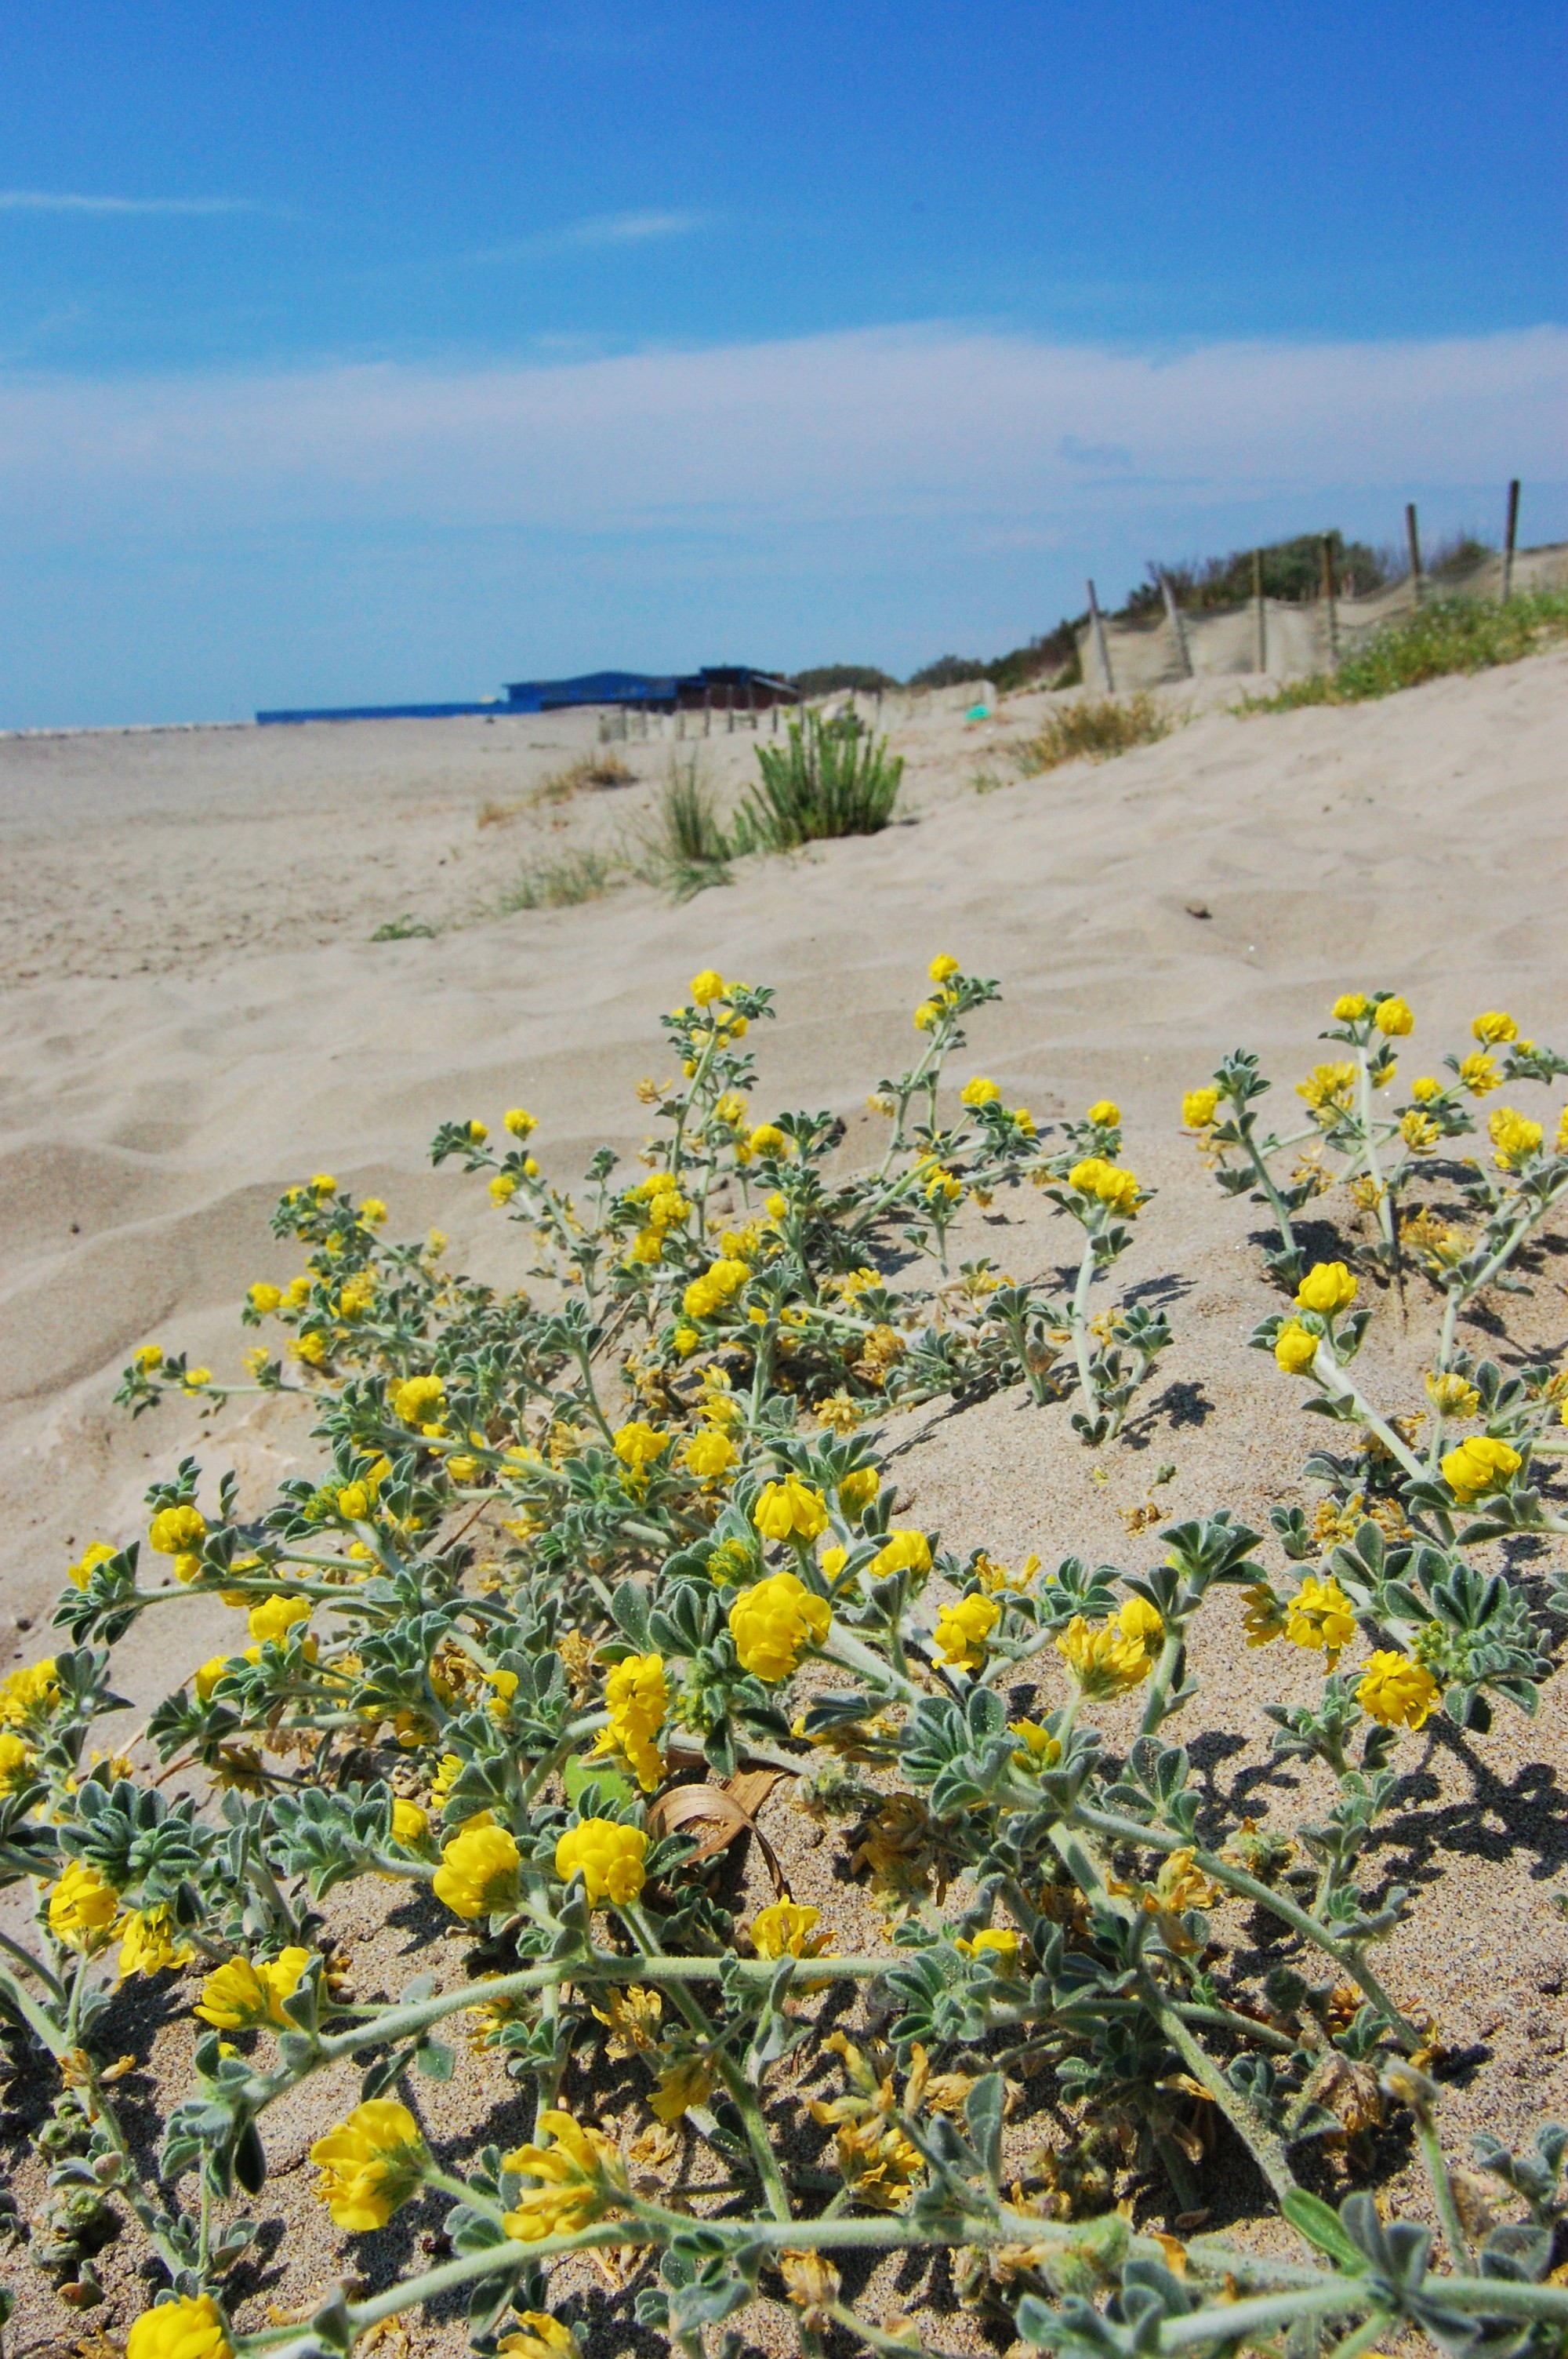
[464,209,710,267]
[0,191,258,217]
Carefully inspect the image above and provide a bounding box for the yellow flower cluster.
[593,1653,668,1792]
[682,1256,750,1320]
[729,1571,831,1680]
[1298,1061,1357,1114]
[310,2099,427,2230]
[932,1592,999,1670]
[1068,1157,1142,1216]
[118,1903,194,1981]
[1055,1598,1162,1696]
[148,1502,207,1585]
[48,1861,121,1950]
[554,1817,648,1905]
[194,1946,313,2028]
[1295,1261,1357,1318]
[0,1658,60,1726]
[392,1372,446,1430]
[612,1419,670,1474]
[1441,1434,1522,1504]
[867,1528,931,1579]
[1273,1320,1320,1375]
[681,1427,736,1481]
[432,1823,522,1918]
[500,2110,629,2241]
[1490,1105,1543,1171]
[0,1732,36,1793]
[1356,1650,1439,1729]
[1458,1051,1501,1096]
[1181,1086,1219,1129]
[1283,1574,1356,1664]
[960,1074,1000,1107]
[125,2295,230,2359]
[753,1476,829,1544]
[750,1896,831,1959]
[1472,1010,1519,1045]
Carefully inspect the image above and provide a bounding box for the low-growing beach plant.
[1242,587,1568,712]
[1015,692,1173,776]
[730,711,902,852]
[8,968,1568,2359]
[635,755,734,900]
[496,849,617,914]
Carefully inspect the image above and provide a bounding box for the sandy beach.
[5,650,1568,2347]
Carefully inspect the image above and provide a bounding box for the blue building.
[258,664,797,726]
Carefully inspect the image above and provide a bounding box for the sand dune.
[2,652,1566,1664]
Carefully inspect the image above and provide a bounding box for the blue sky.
[1,2,1564,725]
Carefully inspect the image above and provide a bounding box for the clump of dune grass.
[369,913,437,942]
[729,710,902,852]
[635,753,734,900]
[1241,587,1568,714]
[1014,690,1173,776]
[496,847,615,912]
[478,753,636,827]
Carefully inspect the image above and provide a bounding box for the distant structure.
[256,664,797,726]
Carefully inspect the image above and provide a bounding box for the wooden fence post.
[1086,579,1114,692]
[1320,535,1338,666]
[1159,571,1193,677]
[1252,549,1267,674]
[1406,503,1423,605]
[1502,478,1520,602]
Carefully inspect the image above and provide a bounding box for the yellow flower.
[928,953,960,981]
[148,1503,206,1558]
[613,1419,670,1474]
[194,1946,312,2029]
[1055,1613,1153,1697]
[673,1324,701,1357]
[747,1121,787,1158]
[504,1107,538,1137]
[501,2110,629,2242]
[690,967,726,1004]
[1009,1718,1062,1769]
[490,1172,517,1205]
[1410,1076,1443,1103]
[249,1281,282,1314]
[1298,1061,1357,1114]
[1356,1651,1439,1731]
[555,1818,648,1906]
[1086,1099,1120,1127]
[1400,1110,1440,1152]
[1240,1583,1287,1647]
[1283,1575,1356,1664]
[650,2057,716,2122]
[960,1075,1000,1107]
[750,1897,830,1959]
[194,1654,238,1703]
[392,1372,446,1428]
[682,1256,750,1319]
[359,1195,387,1224]
[1472,1011,1519,1045]
[1441,1435,1522,1504]
[310,2099,427,2230]
[837,1466,880,1516]
[311,1171,337,1195]
[1117,1596,1165,1651]
[753,1476,830,1544]
[1374,994,1414,1036]
[1274,1320,1320,1375]
[956,1927,1020,1966]
[1425,1370,1481,1420]
[67,1540,116,1591]
[433,1823,523,1919]
[1459,1052,1501,1096]
[126,2294,231,2359]
[913,998,941,1031]
[0,1658,60,1725]
[47,1862,121,1950]
[593,1654,669,1793]
[390,1798,430,1847]
[729,1571,832,1680]
[118,1904,193,1981]
[1332,993,1370,1022]
[133,1343,165,1372]
[867,1528,931,1579]
[0,1731,36,1793]
[1068,1158,1141,1215]
[1181,1086,1219,1129]
[247,1594,310,1645]
[932,1593,1000,1670]
[1295,1260,1357,1318]
[499,2317,579,2359]
[681,1429,735,1482]
[1490,1106,1544,1171]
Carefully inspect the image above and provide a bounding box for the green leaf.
[564,1754,633,1808]
[1282,2188,1369,2271]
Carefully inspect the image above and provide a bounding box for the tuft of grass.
[478,753,635,826]
[370,914,437,942]
[1240,588,1568,713]
[731,711,902,853]
[635,754,734,900]
[1014,690,1173,775]
[496,848,615,913]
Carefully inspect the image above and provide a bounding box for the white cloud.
[0,191,257,216]
[0,320,1560,542]
[463,209,710,267]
